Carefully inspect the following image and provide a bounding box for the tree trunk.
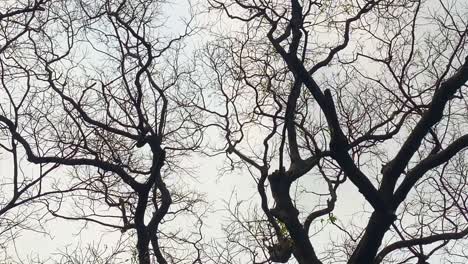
[135,190,151,264]
[269,171,322,264]
[136,228,151,264]
[288,217,322,264]
[348,211,395,264]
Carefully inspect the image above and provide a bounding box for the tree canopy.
[0,0,467,263]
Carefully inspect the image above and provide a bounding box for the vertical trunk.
[269,171,322,264]
[136,227,151,264]
[134,144,169,264]
[287,217,322,264]
[135,190,151,264]
[151,235,168,264]
[348,211,395,264]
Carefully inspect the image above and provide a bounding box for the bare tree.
[194,0,468,263]
[2,0,468,263]
[0,0,207,263]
